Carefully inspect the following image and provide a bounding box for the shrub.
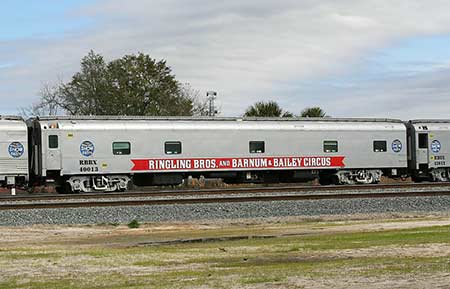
[128,219,140,229]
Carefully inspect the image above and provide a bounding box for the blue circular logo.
[391,139,402,153]
[80,141,95,157]
[8,142,24,158]
[431,140,441,153]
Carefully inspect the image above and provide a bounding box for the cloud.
[2,0,450,117]
[324,67,450,119]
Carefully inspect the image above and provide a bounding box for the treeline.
[23,51,327,118]
[244,101,327,118]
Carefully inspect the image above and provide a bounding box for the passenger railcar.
[407,120,450,181]
[28,116,408,193]
[0,116,28,186]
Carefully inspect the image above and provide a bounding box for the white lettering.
[144,157,334,171]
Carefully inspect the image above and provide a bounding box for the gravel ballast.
[1,195,450,226]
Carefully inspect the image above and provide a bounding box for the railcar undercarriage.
[429,168,450,182]
[65,175,130,193]
[320,169,383,185]
[53,167,406,193]
[335,169,382,184]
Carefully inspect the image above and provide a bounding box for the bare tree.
[19,81,63,117]
[180,83,210,116]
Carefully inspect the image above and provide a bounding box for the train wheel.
[411,175,422,183]
[318,174,332,185]
[62,182,74,194]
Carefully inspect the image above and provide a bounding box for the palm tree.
[300,107,327,118]
[244,101,292,117]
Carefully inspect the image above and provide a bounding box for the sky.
[1,0,450,119]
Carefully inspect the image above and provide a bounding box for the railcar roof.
[410,119,450,124]
[34,115,404,123]
[0,115,24,121]
[0,116,27,131]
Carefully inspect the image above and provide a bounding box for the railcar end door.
[416,133,429,167]
[47,134,62,170]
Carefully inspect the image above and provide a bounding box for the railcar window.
[323,141,338,153]
[113,142,131,155]
[165,141,182,154]
[249,141,265,153]
[48,135,58,149]
[418,133,428,149]
[373,141,387,152]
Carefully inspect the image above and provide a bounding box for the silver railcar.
[0,116,28,186]
[407,120,450,181]
[29,116,408,193]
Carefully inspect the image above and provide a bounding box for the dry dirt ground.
[1,212,450,288]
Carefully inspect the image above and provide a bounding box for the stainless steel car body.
[408,120,450,181]
[0,116,28,185]
[30,116,407,191]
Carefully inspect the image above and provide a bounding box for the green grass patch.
[300,225,450,251]
[0,251,62,261]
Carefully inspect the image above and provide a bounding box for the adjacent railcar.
[29,116,407,193]
[407,120,450,181]
[0,116,28,186]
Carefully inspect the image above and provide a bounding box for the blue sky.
[358,35,450,77]
[1,0,450,118]
[0,0,92,40]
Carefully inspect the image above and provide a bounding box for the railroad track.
[2,182,450,202]
[2,185,450,210]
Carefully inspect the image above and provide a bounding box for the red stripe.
[131,156,345,171]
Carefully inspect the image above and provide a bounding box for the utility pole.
[206,91,217,116]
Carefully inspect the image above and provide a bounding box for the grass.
[0,256,446,289]
[300,225,450,250]
[240,275,284,284]
[0,219,450,288]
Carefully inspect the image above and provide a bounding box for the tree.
[244,101,293,117]
[39,51,202,116]
[58,51,111,115]
[179,83,210,116]
[105,53,192,115]
[300,107,328,118]
[19,82,62,117]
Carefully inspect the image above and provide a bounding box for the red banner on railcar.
[131,156,345,171]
